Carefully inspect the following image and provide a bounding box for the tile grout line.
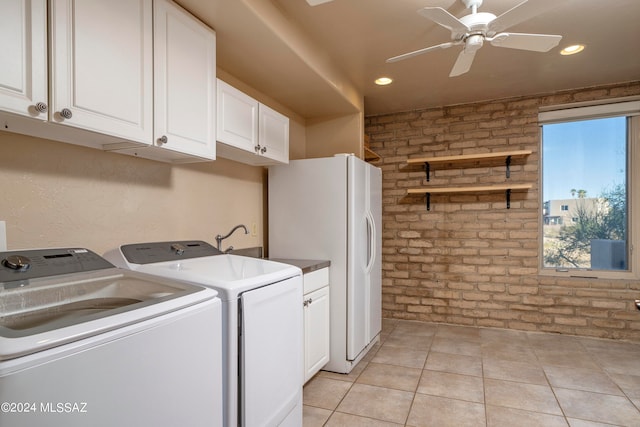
[402,322,439,426]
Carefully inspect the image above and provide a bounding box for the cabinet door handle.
[59,108,73,119]
[261,146,267,154]
[254,144,261,153]
[157,135,168,145]
[34,102,48,113]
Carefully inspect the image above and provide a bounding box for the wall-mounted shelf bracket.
[407,150,531,181]
[407,183,532,211]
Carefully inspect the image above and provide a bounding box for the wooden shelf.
[407,150,531,166]
[364,134,381,163]
[364,146,381,163]
[408,184,532,210]
[407,183,532,195]
[407,150,531,181]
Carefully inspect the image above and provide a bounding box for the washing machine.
[103,241,303,427]
[0,247,223,427]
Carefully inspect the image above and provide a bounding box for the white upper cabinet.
[49,0,153,144]
[217,79,259,154]
[0,0,216,163]
[0,0,47,119]
[259,103,289,164]
[216,79,289,166]
[152,0,216,160]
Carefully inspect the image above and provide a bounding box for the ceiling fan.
[386,0,562,77]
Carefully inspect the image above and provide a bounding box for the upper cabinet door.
[217,79,259,153]
[0,0,47,119]
[49,0,153,144]
[153,0,216,160]
[259,103,289,164]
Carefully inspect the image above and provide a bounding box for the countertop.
[269,259,330,274]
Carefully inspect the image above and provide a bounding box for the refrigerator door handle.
[365,212,376,273]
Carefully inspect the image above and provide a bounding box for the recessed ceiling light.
[560,44,585,56]
[375,77,393,86]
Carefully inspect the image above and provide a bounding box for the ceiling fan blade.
[418,7,469,34]
[450,48,476,77]
[306,0,333,5]
[386,41,458,63]
[490,32,562,52]
[488,0,560,34]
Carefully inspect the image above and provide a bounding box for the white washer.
[0,247,223,427]
[104,241,303,427]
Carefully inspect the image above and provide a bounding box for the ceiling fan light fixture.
[560,44,585,55]
[375,77,393,86]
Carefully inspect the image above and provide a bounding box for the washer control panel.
[0,248,114,283]
[120,240,222,265]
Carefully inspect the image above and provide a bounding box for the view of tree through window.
[542,116,628,271]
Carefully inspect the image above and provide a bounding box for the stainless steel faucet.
[216,224,249,252]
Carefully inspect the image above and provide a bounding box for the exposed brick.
[366,81,640,342]
[555,317,588,326]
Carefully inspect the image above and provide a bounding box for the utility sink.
[227,246,263,259]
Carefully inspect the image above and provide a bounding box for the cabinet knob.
[158,135,168,145]
[254,144,261,153]
[59,108,73,119]
[34,102,48,113]
[261,146,267,154]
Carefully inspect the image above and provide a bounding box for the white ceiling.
[178,0,640,118]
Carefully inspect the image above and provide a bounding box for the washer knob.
[171,243,186,255]
[2,255,32,271]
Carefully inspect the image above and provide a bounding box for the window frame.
[538,98,640,280]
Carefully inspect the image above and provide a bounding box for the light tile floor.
[303,319,640,426]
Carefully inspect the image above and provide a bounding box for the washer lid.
[0,268,217,360]
[131,254,301,300]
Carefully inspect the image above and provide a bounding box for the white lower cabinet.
[216,78,289,165]
[303,268,330,383]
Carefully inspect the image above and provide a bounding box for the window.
[539,99,640,279]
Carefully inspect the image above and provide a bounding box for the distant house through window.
[539,99,639,279]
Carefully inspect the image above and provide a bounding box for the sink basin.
[228,246,263,258]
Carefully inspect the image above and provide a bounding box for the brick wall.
[365,81,640,341]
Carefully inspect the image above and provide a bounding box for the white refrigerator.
[269,154,382,373]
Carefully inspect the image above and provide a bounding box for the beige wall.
[365,81,640,341]
[0,132,264,254]
[305,112,364,159]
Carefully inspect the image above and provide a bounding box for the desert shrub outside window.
[539,99,640,279]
